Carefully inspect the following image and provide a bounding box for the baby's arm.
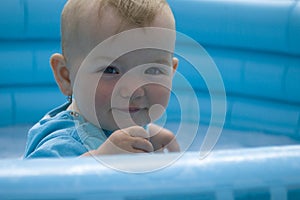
[81,126,154,156]
[148,123,180,153]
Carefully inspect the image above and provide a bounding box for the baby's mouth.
[113,107,148,114]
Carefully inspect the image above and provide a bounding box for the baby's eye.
[145,67,164,75]
[103,66,120,74]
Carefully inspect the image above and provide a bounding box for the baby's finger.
[122,126,150,139]
[132,137,154,153]
[165,139,180,152]
[154,148,164,153]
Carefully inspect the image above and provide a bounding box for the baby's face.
[69,4,177,130]
[94,49,175,131]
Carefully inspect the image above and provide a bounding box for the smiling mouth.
[114,107,148,113]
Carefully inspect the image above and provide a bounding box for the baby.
[24,0,180,158]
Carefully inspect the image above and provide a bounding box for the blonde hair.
[103,0,167,26]
[61,0,168,61]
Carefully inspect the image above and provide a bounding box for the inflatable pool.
[0,0,299,199]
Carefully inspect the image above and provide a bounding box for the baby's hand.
[85,126,154,155]
[148,124,180,153]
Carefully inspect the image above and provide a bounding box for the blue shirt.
[24,102,112,158]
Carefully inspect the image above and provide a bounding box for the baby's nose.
[119,83,145,99]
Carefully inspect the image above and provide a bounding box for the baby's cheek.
[147,85,171,107]
[95,81,114,107]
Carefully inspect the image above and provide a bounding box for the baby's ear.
[172,57,178,72]
[50,53,72,96]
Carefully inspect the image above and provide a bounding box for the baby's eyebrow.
[152,59,172,66]
[93,56,171,65]
[87,56,119,72]
[88,55,172,72]
[93,55,116,62]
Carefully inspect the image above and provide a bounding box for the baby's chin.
[113,116,151,130]
[96,113,151,131]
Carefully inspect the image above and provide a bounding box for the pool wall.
[1,146,300,200]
